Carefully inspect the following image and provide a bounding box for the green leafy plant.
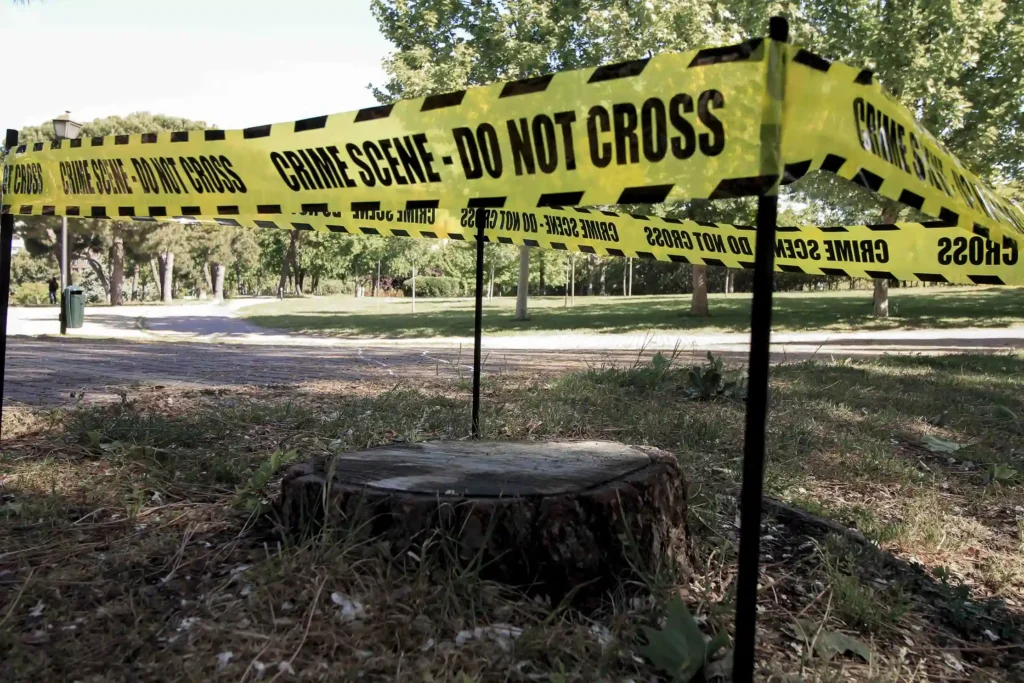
[984,462,1018,486]
[235,449,299,513]
[685,352,745,401]
[641,595,727,682]
[793,618,872,663]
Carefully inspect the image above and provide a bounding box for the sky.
[0,0,392,132]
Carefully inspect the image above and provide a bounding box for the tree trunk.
[570,256,576,306]
[212,263,226,301]
[85,257,111,300]
[515,245,530,320]
[873,278,889,317]
[372,259,381,297]
[109,230,124,305]
[158,252,174,303]
[278,231,298,297]
[628,258,633,296]
[149,258,161,300]
[411,264,417,313]
[488,261,495,300]
[275,440,687,605]
[690,265,709,317]
[873,202,900,317]
[585,254,596,295]
[199,262,212,300]
[130,263,138,301]
[724,268,734,295]
[539,257,546,293]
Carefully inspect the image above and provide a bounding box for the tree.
[372,0,738,316]
[731,0,1019,314]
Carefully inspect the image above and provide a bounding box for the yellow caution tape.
[783,45,1024,251]
[176,207,1020,286]
[1,40,770,218]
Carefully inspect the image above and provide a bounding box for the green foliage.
[984,462,1018,486]
[793,618,872,663]
[234,449,299,513]
[11,281,50,306]
[685,352,745,401]
[641,595,727,682]
[402,276,462,298]
[11,250,54,287]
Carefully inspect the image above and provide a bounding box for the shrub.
[315,279,347,295]
[401,276,461,298]
[12,281,51,306]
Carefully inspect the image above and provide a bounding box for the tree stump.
[275,440,687,600]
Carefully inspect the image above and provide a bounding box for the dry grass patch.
[2,353,1023,680]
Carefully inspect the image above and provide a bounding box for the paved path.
[9,299,1024,352]
[5,301,1023,406]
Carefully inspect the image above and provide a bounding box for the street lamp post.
[51,112,82,335]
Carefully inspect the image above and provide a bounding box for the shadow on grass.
[243,288,1024,338]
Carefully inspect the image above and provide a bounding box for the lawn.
[2,352,1022,680]
[242,286,1024,339]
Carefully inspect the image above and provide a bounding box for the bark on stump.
[275,440,687,601]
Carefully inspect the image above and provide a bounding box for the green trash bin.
[63,286,85,329]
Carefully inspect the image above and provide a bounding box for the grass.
[240,286,1024,339]
[2,352,1024,680]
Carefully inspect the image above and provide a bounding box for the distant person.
[48,276,59,305]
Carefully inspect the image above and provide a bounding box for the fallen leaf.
[920,435,963,453]
[794,618,871,662]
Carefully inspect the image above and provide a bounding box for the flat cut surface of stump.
[328,440,658,496]
[276,440,687,601]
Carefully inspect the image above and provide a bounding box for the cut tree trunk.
[690,265,709,316]
[515,245,529,320]
[276,440,687,602]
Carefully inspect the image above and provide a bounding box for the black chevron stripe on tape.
[539,191,585,207]
[294,116,328,132]
[969,274,1004,285]
[243,125,272,139]
[499,74,554,97]
[688,38,762,67]
[354,104,393,122]
[421,91,466,111]
[793,49,831,72]
[589,58,649,82]
[709,175,775,199]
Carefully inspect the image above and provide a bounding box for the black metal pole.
[733,17,787,682]
[0,129,19,439]
[471,207,486,437]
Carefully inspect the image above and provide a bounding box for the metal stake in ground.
[0,129,18,438]
[471,206,487,437]
[733,16,787,682]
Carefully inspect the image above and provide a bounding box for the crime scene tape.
[173,206,1021,286]
[0,40,771,218]
[783,45,1024,251]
